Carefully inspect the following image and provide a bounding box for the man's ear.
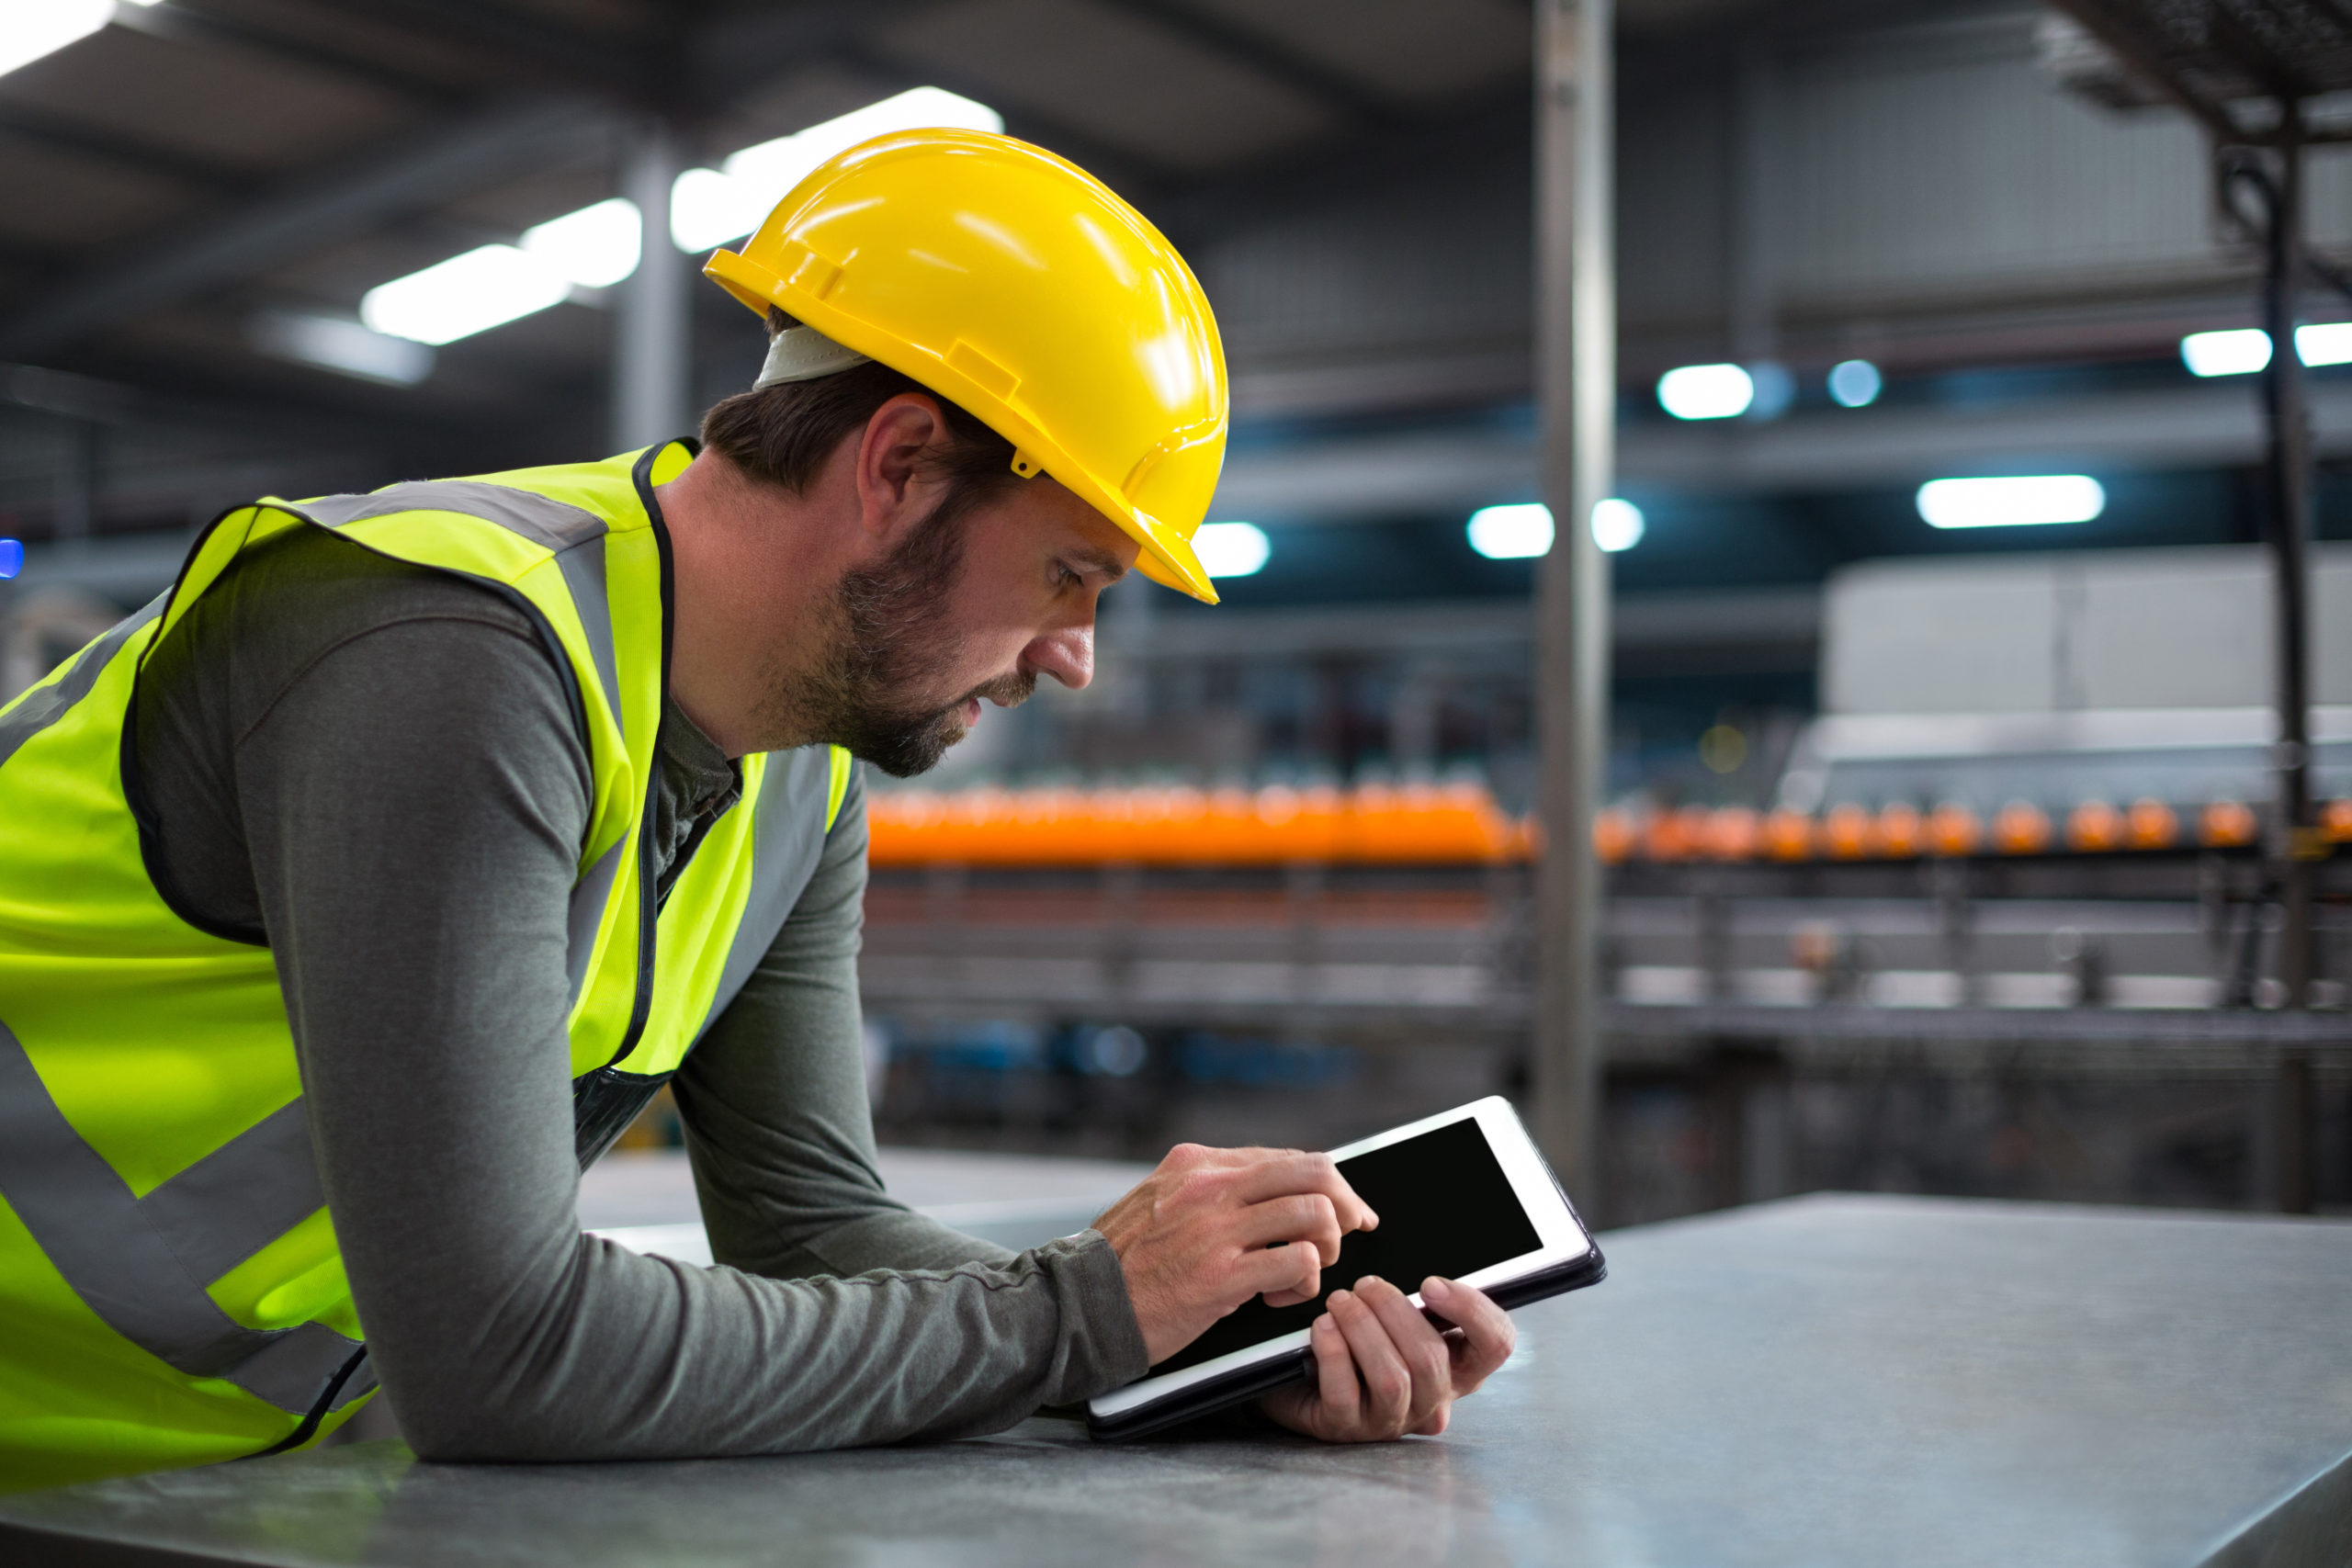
[854,393,954,547]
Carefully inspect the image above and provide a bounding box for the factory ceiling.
[0,0,1910,447]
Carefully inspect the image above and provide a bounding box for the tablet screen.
[1149,1114,1543,1376]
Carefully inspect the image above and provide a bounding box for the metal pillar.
[613,119,693,453]
[1531,0,1615,1205]
[2253,140,2320,1011]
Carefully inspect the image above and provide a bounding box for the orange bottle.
[2199,799,2258,849]
[1763,808,1814,862]
[2065,799,2124,853]
[2125,797,2179,851]
[1926,802,1981,857]
[1992,801,2052,854]
[1875,803,1923,858]
[1821,802,1875,860]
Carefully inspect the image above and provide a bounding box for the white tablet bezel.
[1088,1095,1592,1422]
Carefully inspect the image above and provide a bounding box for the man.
[0,129,1514,1491]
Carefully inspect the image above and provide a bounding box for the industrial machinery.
[861,544,2352,1215]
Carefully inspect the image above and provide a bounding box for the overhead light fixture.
[0,0,158,81]
[2181,328,2272,377]
[1193,520,1270,578]
[2180,323,2352,377]
[1468,502,1552,559]
[1657,363,1753,421]
[2297,321,2352,367]
[671,86,1002,253]
[362,245,571,346]
[1917,475,2105,529]
[1590,497,1645,553]
[247,310,435,385]
[0,537,21,581]
[1827,358,1883,407]
[519,197,641,289]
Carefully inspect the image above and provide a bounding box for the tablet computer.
[1085,1095,1605,1442]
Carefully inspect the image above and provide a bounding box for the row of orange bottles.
[1589,796,2352,864]
[867,780,1529,866]
[869,785,2352,867]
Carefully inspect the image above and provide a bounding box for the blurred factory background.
[3,0,2348,1226]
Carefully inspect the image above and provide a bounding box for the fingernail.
[1423,1277,1452,1300]
[1329,1290,1351,1305]
[1315,1314,1334,1333]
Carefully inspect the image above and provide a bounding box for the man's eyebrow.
[1069,546,1129,581]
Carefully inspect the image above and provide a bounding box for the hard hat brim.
[705,244,1221,605]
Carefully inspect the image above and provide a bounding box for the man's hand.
[1258,1275,1515,1442]
[1091,1144,1377,1363]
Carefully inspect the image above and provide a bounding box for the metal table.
[6,1194,2351,1567]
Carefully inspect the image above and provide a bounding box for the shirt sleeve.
[197,568,1145,1462]
[671,773,1047,1280]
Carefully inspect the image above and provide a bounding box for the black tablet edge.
[1084,1242,1608,1443]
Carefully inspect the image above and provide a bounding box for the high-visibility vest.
[0,442,854,1492]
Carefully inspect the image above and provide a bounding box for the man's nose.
[1024,624,1094,691]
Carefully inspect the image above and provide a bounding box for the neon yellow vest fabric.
[0,442,854,1492]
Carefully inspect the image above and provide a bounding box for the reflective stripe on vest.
[0,443,855,1480]
[0,1019,370,1417]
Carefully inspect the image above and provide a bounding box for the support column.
[613,120,693,453]
[2257,137,2320,1010]
[1531,0,1616,1205]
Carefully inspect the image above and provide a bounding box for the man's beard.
[763,505,1035,777]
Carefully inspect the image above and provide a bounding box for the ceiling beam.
[0,96,618,362]
[0,104,253,196]
[113,1,467,107]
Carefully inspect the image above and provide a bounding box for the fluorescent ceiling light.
[671,167,763,255]
[1827,358,1882,407]
[248,310,435,385]
[2297,321,2352,367]
[1917,475,2105,529]
[520,197,640,289]
[0,0,119,79]
[0,537,20,581]
[362,245,570,345]
[671,86,1001,253]
[1467,502,1553,559]
[1657,363,1753,421]
[2179,323,2352,377]
[1193,521,1270,578]
[2181,329,2272,377]
[1590,497,1645,553]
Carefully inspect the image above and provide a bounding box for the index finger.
[1229,1150,1376,1233]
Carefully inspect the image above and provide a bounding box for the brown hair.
[698,309,1018,502]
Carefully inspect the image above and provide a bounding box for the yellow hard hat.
[704,128,1227,604]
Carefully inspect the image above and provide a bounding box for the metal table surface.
[6,1193,2351,1568]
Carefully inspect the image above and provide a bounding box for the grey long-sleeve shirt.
[129,521,1147,1459]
